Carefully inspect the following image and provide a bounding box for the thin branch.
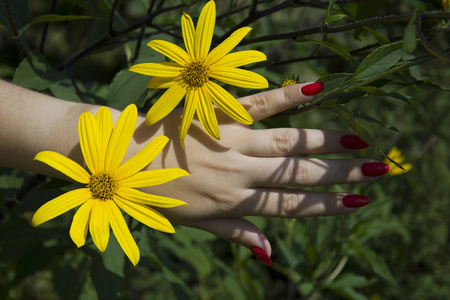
[4,0,26,56]
[241,13,413,45]
[39,0,57,54]
[249,0,259,16]
[416,12,450,62]
[133,0,157,63]
[217,0,373,43]
[109,0,120,36]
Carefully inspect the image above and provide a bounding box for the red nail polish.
[343,195,370,208]
[250,246,273,266]
[301,82,325,96]
[362,162,389,177]
[341,135,369,149]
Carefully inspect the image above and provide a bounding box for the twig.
[39,0,57,54]
[133,0,157,63]
[416,11,450,62]
[4,0,26,57]
[109,0,120,36]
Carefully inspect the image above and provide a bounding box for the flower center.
[180,61,210,88]
[87,173,117,201]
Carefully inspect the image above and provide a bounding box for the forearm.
[0,80,96,176]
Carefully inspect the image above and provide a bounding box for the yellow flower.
[32,104,189,266]
[129,0,268,147]
[383,147,412,176]
[280,75,300,87]
[444,0,450,10]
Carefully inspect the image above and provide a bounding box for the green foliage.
[1,0,449,299]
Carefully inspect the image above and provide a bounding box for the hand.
[129,82,388,261]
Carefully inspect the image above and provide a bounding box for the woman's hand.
[0,80,388,264]
[130,83,388,262]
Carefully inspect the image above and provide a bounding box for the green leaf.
[350,41,405,83]
[352,244,397,285]
[319,104,378,150]
[403,9,420,53]
[18,14,92,37]
[352,110,400,132]
[324,0,338,25]
[50,82,82,103]
[299,39,357,64]
[12,53,62,91]
[107,69,150,109]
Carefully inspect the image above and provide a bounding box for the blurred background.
[1,0,449,299]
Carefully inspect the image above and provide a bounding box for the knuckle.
[289,159,309,185]
[250,95,270,115]
[273,131,293,154]
[282,193,302,217]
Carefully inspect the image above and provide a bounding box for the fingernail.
[343,195,370,208]
[341,135,369,149]
[362,162,389,177]
[301,82,325,96]
[250,246,273,266]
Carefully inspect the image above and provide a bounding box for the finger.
[237,189,368,218]
[184,217,272,257]
[237,128,367,157]
[238,82,324,122]
[246,158,388,187]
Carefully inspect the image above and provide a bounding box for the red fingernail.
[362,162,389,177]
[341,135,369,149]
[343,195,370,208]
[250,247,273,266]
[301,82,325,96]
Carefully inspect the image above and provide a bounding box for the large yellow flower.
[32,104,189,266]
[384,147,412,176]
[129,0,268,147]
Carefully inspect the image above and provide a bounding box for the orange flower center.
[88,173,117,201]
[180,61,210,88]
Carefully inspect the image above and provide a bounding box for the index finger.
[238,82,324,121]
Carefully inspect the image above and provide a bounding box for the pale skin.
[0,80,382,258]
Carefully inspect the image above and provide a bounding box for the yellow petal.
[129,62,182,77]
[205,27,252,66]
[119,168,189,188]
[104,104,137,173]
[145,84,186,126]
[95,107,113,169]
[182,12,195,57]
[147,77,176,89]
[180,90,197,148]
[115,136,170,181]
[34,151,90,184]
[196,87,220,140]
[211,50,267,68]
[32,188,91,227]
[107,201,140,266]
[204,81,253,125]
[89,200,110,252]
[194,0,216,59]
[210,67,268,89]
[79,111,101,174]
[116,187,187,208]
[114,195,175,233]
[70,199,94,248]
[147,40,191,65]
